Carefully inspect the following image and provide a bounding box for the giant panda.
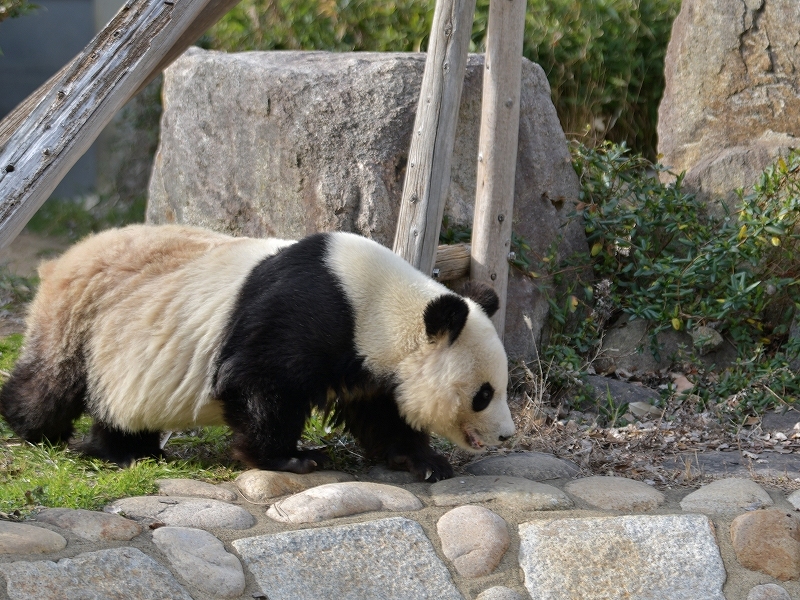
[0,224,514,481]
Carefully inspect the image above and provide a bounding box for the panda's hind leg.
[0,354,87,445]
[75,422,162,467]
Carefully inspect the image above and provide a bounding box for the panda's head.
[395,282,515,452]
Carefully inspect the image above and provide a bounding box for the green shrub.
[571,142,800,347]
[206,0,680,158]
[535,142,800,415]
[206,0,434,52]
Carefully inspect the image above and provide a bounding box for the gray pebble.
[152,526,245,598]
[431,475,573,510]
[680,478,773,515]
[105,496,255,529]
[266,481,422,523]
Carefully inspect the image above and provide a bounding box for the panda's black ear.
[459,281,500,317]
[424,295,469,344]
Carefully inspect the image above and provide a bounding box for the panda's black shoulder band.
[424,294,469,344]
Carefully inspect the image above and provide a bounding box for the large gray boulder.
[657,0,800,209]
[147,48,585,358]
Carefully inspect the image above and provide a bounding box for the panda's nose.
[498,434,511,442]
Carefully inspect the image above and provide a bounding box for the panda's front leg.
[337,390,454,482]
[384,429,454,482]
[218,386,323,474]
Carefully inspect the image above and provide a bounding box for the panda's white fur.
[0,225,514,480]
[326,233,512,452]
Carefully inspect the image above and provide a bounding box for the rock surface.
[657,0,800,209]
[595,315,736,375]
[35,508,143,542]
[105,496,255,529]
[679,478,774,515]
[157,478,238,502]
[2,460,800,598]
[0,521,66,555]
[147,48,587,359]
[464,451,579,481]
[152,526,246,598]
[0,547,192,600]
[265,481,422,524]
[430,475,573,510]
[232,517,462,600]
[564,476,665,511]
[664,451,800,480]
[437,505,509,578]
[475,587,526,600]
[235,469,354,502]
[731,509,800,581]
[747,583,793,600]
[519,514,726,599]
[580,374,662,407]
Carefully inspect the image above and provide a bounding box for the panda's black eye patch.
[472,382,494,412]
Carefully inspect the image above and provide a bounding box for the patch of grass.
[0,334,23,375]
[0,418,239,517]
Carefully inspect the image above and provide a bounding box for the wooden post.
[0,0,241,251]
[392,0,477,275]
[470,0,527,336]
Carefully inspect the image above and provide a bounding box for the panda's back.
[53,225,293,431]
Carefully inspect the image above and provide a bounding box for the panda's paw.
[389,449,454,482]
[281,457,319,474]
[260,449,329,474]
[416,455,454,482]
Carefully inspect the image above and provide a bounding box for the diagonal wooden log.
[0,0,240,251]
[392,0,477,276]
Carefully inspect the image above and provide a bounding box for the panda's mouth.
[464,427,485,450]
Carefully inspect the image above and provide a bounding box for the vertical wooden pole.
[470,0,527,336]
[393,0,477,275]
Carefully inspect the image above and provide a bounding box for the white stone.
[788,489,800,511]
[235,469,354,502]
[564,476,665,511]
[465,451,579,481]
[476,587,526,600]
[366,464,418,484]
[519,514,726,599]
[0,547,192,599]
[0,521,66,554]
[157,478,238,502]
[437,505,509,578]
[152,526,245,598]
[679,478,773,515]
[233,517,462,600]
[266,481,422,523]
[105,496,255,529]
[36,508,142,541]
[747,583,793,600]
[430,475,573,510]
